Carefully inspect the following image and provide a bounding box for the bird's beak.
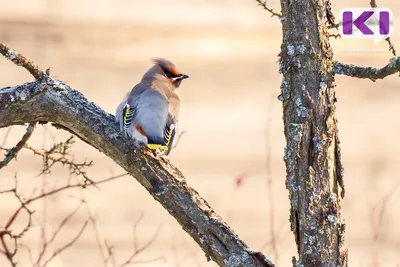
[172,74,189,82]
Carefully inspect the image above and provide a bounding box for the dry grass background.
[0,0,399,266]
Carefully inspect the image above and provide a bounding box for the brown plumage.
[115,58,189,155]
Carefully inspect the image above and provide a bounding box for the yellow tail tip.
[147,144,168,151]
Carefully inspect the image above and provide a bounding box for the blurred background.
[0,0,399,266]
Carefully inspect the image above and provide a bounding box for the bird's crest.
[153,58,181,77]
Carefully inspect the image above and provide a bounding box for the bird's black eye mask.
[164,69,178,79]
[164,70,189,81]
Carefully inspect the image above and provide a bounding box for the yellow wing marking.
[123,104,132,127]
[165,128,173,146]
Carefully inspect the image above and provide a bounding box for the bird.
[115,58,189,155]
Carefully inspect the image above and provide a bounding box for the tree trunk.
[278,0,348,266]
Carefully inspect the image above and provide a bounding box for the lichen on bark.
[278,0,348,266]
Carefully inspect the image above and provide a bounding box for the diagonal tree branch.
[333,57,400,81]
[0,43,47,80]
[0,123,36,169]
[0,43,274,267]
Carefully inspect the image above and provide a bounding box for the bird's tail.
[147,135,168,151]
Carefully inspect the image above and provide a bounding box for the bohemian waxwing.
[115,58,189,155]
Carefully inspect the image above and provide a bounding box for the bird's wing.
[140,91,180,155]
[134,88,169,148]
[163,94,180,155]
[115,84,147,137]
[116,84,180,155]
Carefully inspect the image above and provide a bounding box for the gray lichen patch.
[278,77,290,101]
[15,88,28,101]
[223,252,253,267]
[48,78,68,93]
[327,214,337,224]
[332,63,344,75]
[154,183,168,196]
[294,259,304,267]
[284,123,304,206]
[140,166,147,172]
[5,48,17,61]
[297,43,307,54]
[295,97,308,118]
[287,44,295,56]
[389,56,400,67]
[312,135,325,152]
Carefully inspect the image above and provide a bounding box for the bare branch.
[40,219,89,267]
[79,187,114,267]
[255,0,281,18]
[0,43,274,267]
[172,130,187,149]
[384,38,397,57]
[370,0,377,7]
[326,0,338,30]
[0,175,34,267]
[23,136,95,186]
[119,214,165,267]
[328,33,341,39]
[36,200,85,266]
[0,172,127,266]
[369,0,397,56]
[334,57,400,81]
[0,43,47,80]
[0,123,36,169]
[327,24,339,30]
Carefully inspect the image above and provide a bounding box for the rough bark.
[278,0,348,266]
[0,79,274,267]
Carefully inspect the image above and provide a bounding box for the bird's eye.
[164,70,174,78]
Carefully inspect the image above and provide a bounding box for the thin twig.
[0,172,127,266]
[334,57,400,81]
[369,183,399,267]
[384,38,397,57]
[78,185,113,267]
[0,175,33,266]
[329,33,341,39]
[23,136,95,187]
[326,0,338,30]
[327,24,339,30]
[369,0,397,56]
[20,244,35,266]
[40,219,89,267]
[255,0,282,17]
[264,95,278,263]
[119,214,164,267]
[36,200,85,266]
[0,123,36,169]
[0,43,47,80]
[38,126,48,267]
[172,131,187,149]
